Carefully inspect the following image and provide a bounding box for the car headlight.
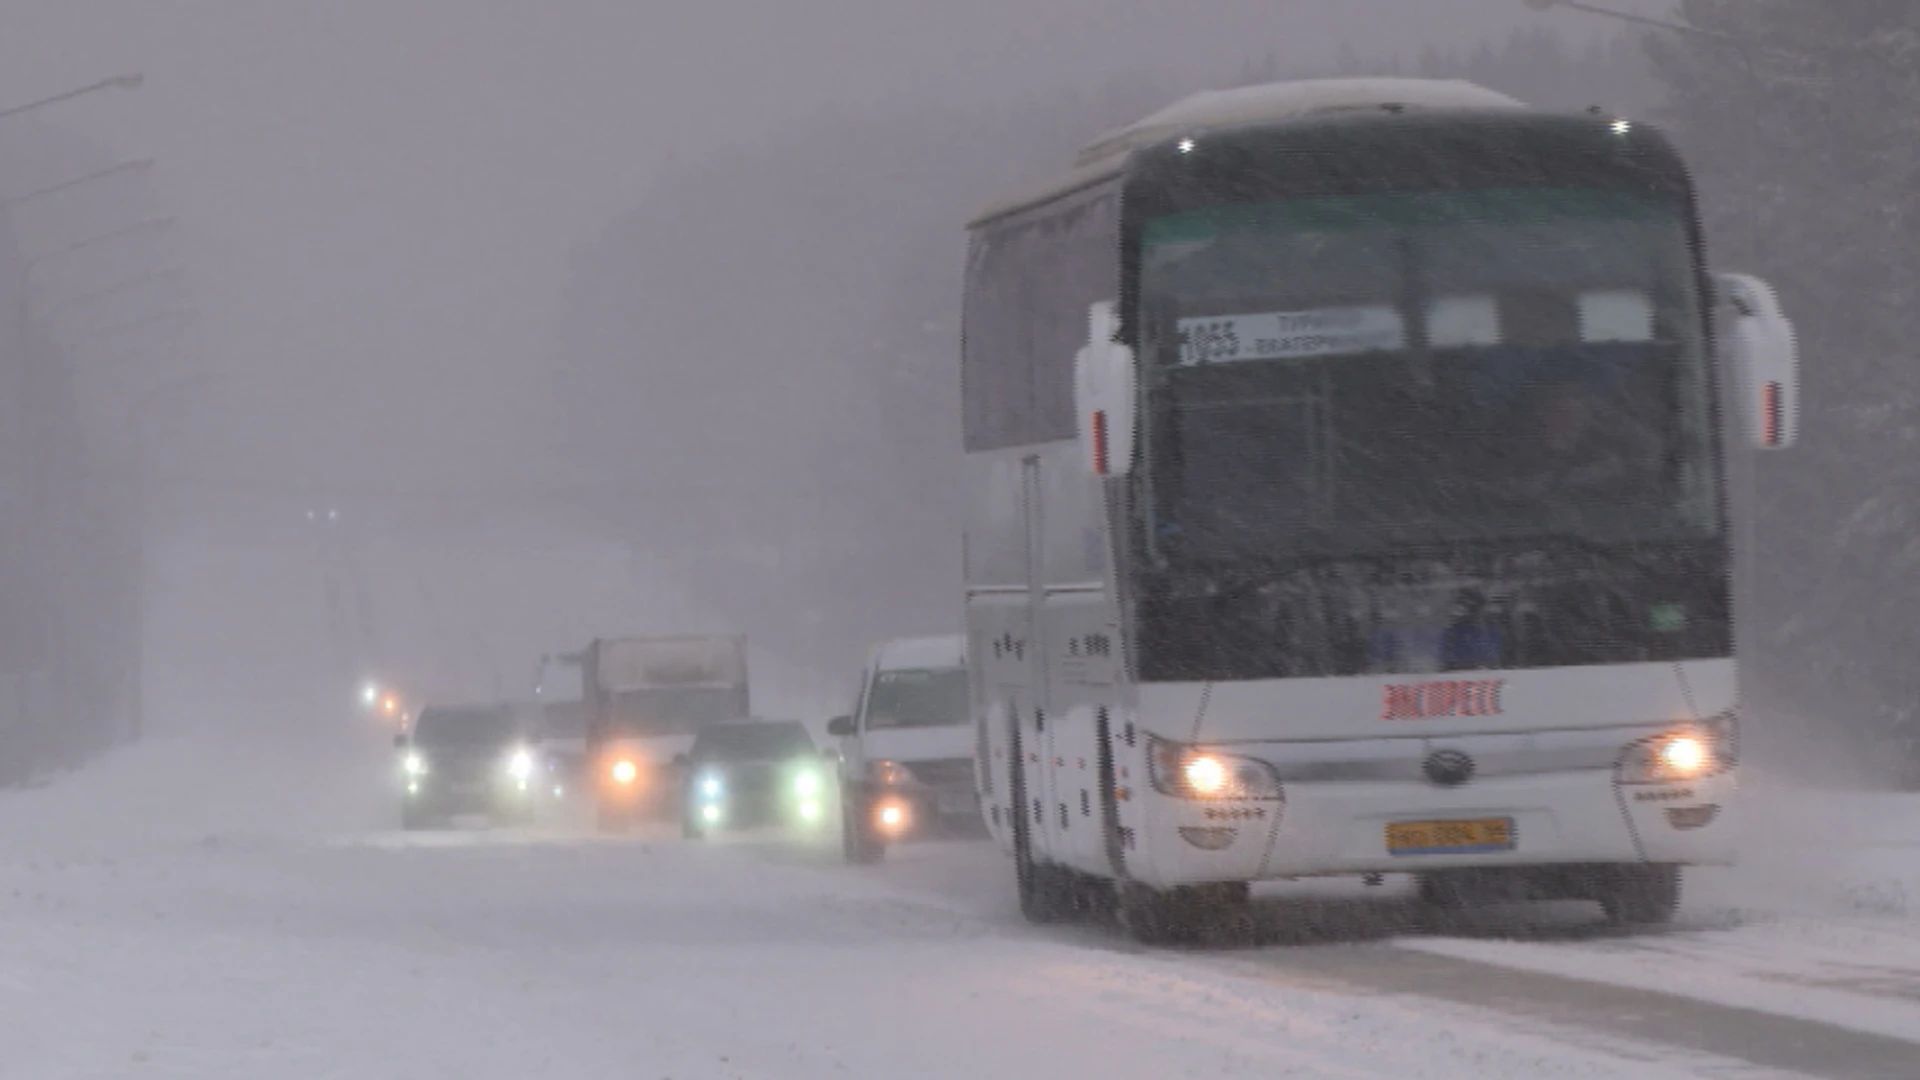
[868,759,915,787]
[792,769,821,798]
[1616,711,1737,784]
[403,751,427,777]
[1146,736,1283,800]
[610,759,639,785]
[699,773,724,799]
[505,747,536,781]
[874,798,912,833]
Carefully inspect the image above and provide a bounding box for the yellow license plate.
[1385,817,1515,856]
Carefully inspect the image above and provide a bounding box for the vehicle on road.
[829,634,976,863]
[580,634,752,830]
[395,704,554,829]
[681,719,831,839]
[360,679,411,729]
[534,697,589,790]
[529,652,592,791]
[959,77,1800,942]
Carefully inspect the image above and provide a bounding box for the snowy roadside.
[1395,783,1920,1046]
[0,733,1777,1080]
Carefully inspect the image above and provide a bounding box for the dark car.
[681,719,829,839]
[395,704,549,829]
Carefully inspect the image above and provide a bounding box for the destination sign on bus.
[1177,305,1405,366]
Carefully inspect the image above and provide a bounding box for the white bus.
[959,78,1799,943]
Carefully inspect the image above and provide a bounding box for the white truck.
[580,634,751,830]
[828,634,975,863]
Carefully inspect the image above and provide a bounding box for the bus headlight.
[699,773,724,799]
[1184,755,1228,795]
[403,751,427,777]
[1617,713,1736,784]
[1661,735,1708,774]
[1147,737,1283,801]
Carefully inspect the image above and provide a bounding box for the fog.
[0,2,1917,1075]
[1,0,1654,492]
[0,0,1893,764]
[0,0,1899,778]
[0,0,1664,730]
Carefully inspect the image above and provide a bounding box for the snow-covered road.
[3,729,1917,1079]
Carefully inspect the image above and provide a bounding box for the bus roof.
[967,77,1529,228]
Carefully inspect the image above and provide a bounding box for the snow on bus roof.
[1075,77,1528,166]
[873,634,966,671]
[968,78,1527,227]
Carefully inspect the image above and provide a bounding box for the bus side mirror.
[1716,272,1799,450]
[826,715,855,737]
[1074,300,1137,476]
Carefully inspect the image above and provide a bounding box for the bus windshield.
[1137,187,1717,568]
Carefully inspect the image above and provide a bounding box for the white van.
[828,634,974,862]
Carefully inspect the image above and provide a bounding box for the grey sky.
[0,0,1674,495]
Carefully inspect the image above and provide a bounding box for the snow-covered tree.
[1649,1,1920,782]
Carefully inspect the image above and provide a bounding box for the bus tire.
[1016,852,1073,924]
[1597,864,1680,925]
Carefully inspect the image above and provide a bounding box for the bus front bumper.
[1132,767,1737,888]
